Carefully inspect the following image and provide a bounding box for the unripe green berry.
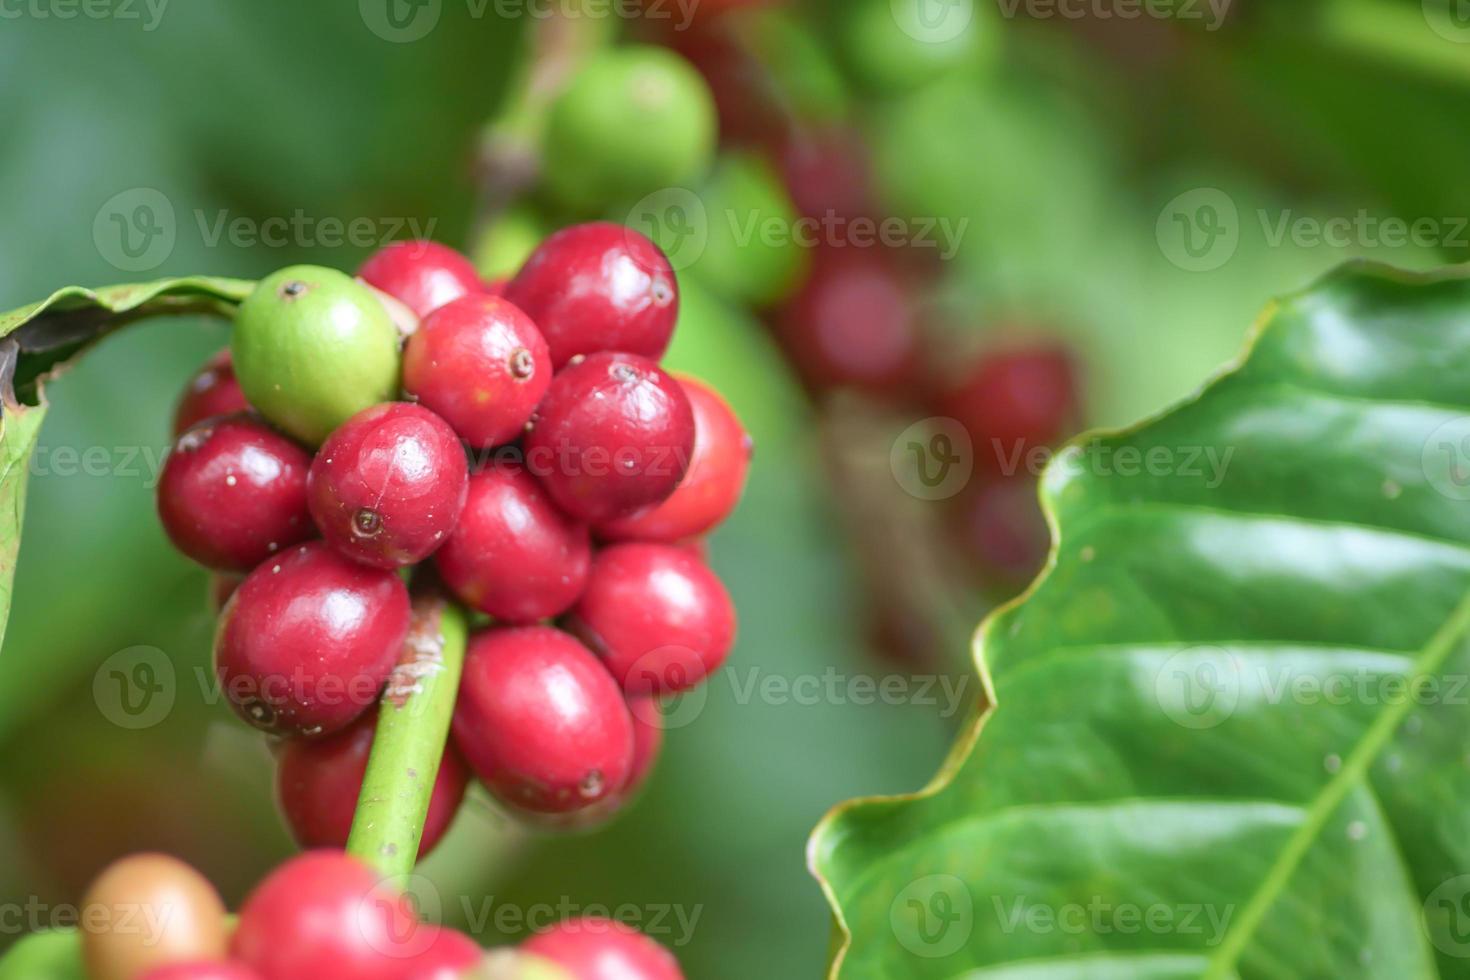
[0,930,85,980]
[543,46,717,214]
[471,206,546,281]
[840,0,989,95]
[232,265,401,444]
[688,152,807,309]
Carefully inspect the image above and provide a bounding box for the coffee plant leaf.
[0,276,253,651]
[810,260,1470,979]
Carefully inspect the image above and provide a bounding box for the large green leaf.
[0,277,252,650]
[810,261,1470,978]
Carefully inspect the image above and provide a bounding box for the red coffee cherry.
[504,223,678,368]
[621,698,664,801]
[521,918,684,980]
[567,543,735,695]
[524,352,695,524]
[434,463,591,624]
[779,125,874,221]
[231,851,422,980]
[534,694,665,833]
[403,295,551,448]
[774,247,919,395]
[308,403,469,569]
[173,350,251,436]
[358,240,490,319]
[275,713,468,858]
[938,343,1081,476]
[953,474,1050,586]
[214,542,411,737]
[597,376,751,542]
[402,928,481,980]
[452,626,634,814]
[140,963,262,980]
[157,415,313,572]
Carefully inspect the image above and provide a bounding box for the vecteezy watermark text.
[0,0,168,30]
[889,417,1235,501]
[0,897,178,940]
[990,0,1232,30]
[628,188,968,272]
[1153,645,1470,730]
[95,647,975,731]
[358,0,702,44]
[459,898,702,946]
[93,187,439,273]
[1157,187,1470,272]
[992,895,1235,945]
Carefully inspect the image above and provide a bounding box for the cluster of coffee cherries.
[74,850,682,980]
[157,223,750,850]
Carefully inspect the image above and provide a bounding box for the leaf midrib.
[1200,585,1470,978]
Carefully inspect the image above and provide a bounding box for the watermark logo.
[627,187,709,273]
[624,645,711,731]
[363,874,443,959]
[1153,646,1240,729]
[1157,187,1238,272]
[1425,874,1470,957]
[891,417,974,501]
[94,645,176,730]
[94,188,176,273]
[1423,417,1470,500]
[361,0,442,41]
[890,875,973,958]
[1424,0,1470,43]
[894,0,974,44]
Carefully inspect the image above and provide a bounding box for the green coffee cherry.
[0,930,85,980]
[232,265,401,445]
[840,0,989,95]
[543,47,717,214]
[689,153,807,309]
[472,950,576,980]
[471,206,546,281]
[741,8,849,122]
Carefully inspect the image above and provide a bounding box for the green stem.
[346,590,468,879]
[472,11,612,230]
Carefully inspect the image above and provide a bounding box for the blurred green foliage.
[2,0,1469,975]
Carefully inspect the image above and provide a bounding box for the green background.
[2,1,1468,975]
